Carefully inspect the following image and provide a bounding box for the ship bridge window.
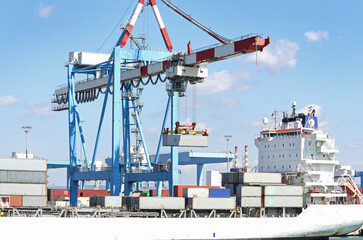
[271,133,276,137]
[293,143,295,146]
[274,144,276,147]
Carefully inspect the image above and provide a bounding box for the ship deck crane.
[51,0,270,206]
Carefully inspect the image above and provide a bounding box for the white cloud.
[220,97,238,107]
[33,107,53,117]
[198,70,234,96]
[297,104,323,117]
[0,95,18,106]
[26,102,54,117]
[246,39,299,74]
[252,121,263,128]
[304,31,329,42]
[36,3,55,18]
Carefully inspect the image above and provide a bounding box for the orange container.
[9,195,22,207]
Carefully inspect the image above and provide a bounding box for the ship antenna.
[274,109,279,130]
[291,101,297,117]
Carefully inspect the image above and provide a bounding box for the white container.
[243,173,282,184]
[163,134,208,147]
[183,188,209,198]
[206,170,222,187]
[191,197,236,210]
[23,196,47,207]
[0,158,46,171]
[105,196,122,208]
[264,196,303,208]
[0,183,47,196]
[139,197,185,210]
[264,186,304,196]
[238,186,262,197]
[240,197,262,207]
[0,170,46,184]
[90,196,122,208]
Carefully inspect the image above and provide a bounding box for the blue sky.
[1,1,363,186]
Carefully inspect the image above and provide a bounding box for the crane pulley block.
[166,65,208,82]
[166,65,208,92]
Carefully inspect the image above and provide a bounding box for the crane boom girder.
[52,35,270,107]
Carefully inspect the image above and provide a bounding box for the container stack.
[90,196,122,208]
[0,156,47,207]
[184,188,235,210]
[263,186,304,208]
[237,186,262,208]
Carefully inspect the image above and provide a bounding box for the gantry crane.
[52,0,270,206]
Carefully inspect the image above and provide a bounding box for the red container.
[9,195,22,207]
[48,189,110,200]
[78,190,110,197]
[149,190,170,197]
[173,185,220,197]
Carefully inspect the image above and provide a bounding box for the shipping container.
[243,172,282,184]
[173,185,219,197]
[209,188,230,198]
[22,196,47,207]
[149,190,170,197]
[0,158,47,171]
[90,196,121,208]
[206,170,221,187]
[0,170,46,184]
[238,197,262,207]
[0,183,46,196]
[47,201,69,207]
[264,196,303,208]
[9,195,22,207]
[183,188,209,198]
[264,186,304,196]
[188,197,236,210]
[237,186,262,197]
[139,197,185,210]
[78,189,110,197]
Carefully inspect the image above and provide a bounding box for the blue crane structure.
[51,0,270,206]
[355,171,363,188]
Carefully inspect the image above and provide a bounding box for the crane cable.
[96,0,134,53]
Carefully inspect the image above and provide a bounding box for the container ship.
[1,102,363,239]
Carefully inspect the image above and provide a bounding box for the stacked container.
[90,196,122,208]
[0,157,47,207]
[263,186,304,208]
[237,186,262,207]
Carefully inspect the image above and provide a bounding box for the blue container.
[209,188,230,198]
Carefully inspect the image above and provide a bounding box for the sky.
[1,0,363,187]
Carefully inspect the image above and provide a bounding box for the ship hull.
[1,205,363,239]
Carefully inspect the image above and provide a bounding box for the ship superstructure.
[255,102,354,205]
